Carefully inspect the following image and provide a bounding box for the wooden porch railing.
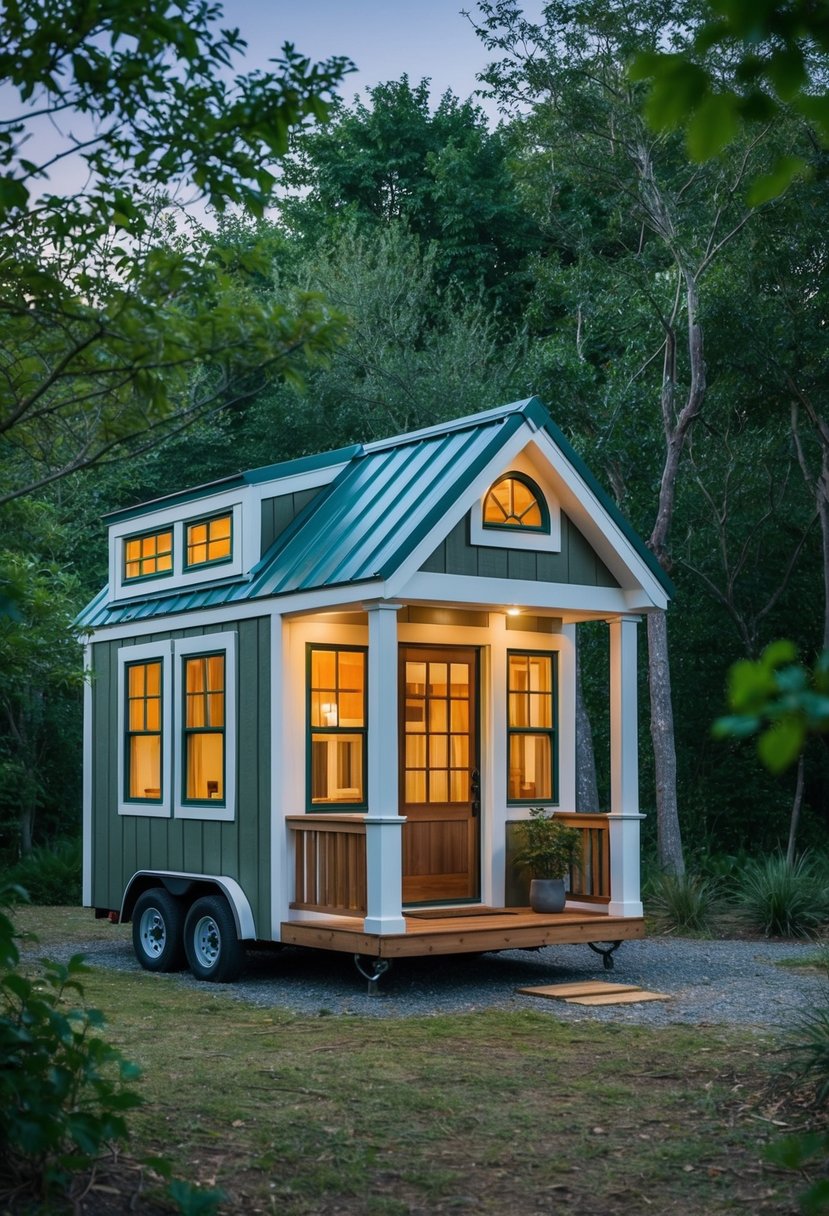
[558,813,611,905]
[288,815,367,915]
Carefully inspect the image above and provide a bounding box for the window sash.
[124,659,163,801]
[307,645,367,809]
[184,513,233,570]
[123,529,174,581]
[507,650,557,804]
[182,653,226,804]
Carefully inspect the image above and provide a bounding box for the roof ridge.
[361,397,540,454]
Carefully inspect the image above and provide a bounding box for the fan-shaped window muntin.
[483,473,549,532]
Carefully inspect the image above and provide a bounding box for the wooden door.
[399,646,480,904]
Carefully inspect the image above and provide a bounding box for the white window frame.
[117,641,173,818]
[470,450,562,553]
[174,632,238,822]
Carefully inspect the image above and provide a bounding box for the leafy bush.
[736,853,829,938]
[0,886,142,1205]
[646,872,722,934]
[5,837,82,905]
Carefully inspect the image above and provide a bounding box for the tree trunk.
[575,633,600,812]
[786,754,805,865]
[647,611,684,875]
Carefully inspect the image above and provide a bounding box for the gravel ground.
[38,930,827,1028]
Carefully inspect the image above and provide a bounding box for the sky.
[221,1,510,115]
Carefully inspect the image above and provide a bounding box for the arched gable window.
[483,473,549,533]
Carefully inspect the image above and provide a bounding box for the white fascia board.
[525,431,669,609]
[86,580,385,645]
[400,571,648,615]
[253,461,350,498]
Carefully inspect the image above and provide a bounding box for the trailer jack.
[353,955,392,995]
[587,940,623,970]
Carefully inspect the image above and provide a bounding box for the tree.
[0,0,352,505]
[470,0,793,873]
[280,76,540,307]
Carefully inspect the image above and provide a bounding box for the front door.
[399,646,480,904]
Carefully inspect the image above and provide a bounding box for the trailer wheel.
[132,888,186,972]
[184,895,245,983]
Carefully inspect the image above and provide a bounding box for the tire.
[132,888,186,972]
[183,894,245,983]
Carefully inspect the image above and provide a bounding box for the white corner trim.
[82,644,93,905]
[116,640,173,818]
[173,632,237,823]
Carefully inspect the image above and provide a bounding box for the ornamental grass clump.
[514,808,581,879]
[646,871,722,935]
[736,852,829,938]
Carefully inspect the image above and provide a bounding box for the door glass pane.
[430,770,448,803]
[406,662,426,695]
[429,735,447,768]
[450,663,468,694]
[450,770,469,802]
[450,700,468,732]
[405,770,426,803]
[450,734,468,767]
[428,662,447,696]
[406,736,426,767]
[405,699,425,732]
[429,699,447,731]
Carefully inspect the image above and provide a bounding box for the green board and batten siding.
[90,617,271,935]
[260,489,320,555]
[422,511,620,587]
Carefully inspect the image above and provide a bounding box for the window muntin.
[483,473,548,531]
[185,513,233,570]
[123,529,173,581]
[183,653,226,802]
[125,660,163,800]
[308,646,366,807]
[507,651,557,803]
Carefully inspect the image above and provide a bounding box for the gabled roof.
[77,397,673,630]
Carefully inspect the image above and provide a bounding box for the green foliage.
[714,642,829,773]
[735,852,829,937]
[513,808,581,879]
[784,1004,829,1108]
[167,1177,229,1215]
[0,886,142,1204]
[5,839,82,905]
[646,871,722,934]
[766,1132,829,1215]
[0,0,353,504]
[630,0,829,198]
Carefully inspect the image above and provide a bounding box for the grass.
[9,905,824,1215]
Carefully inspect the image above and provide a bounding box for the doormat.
[406,906,516,920]
[517,981,670,1005]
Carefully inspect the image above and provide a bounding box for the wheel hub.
[193,915,221,968]
[139,908,166,957]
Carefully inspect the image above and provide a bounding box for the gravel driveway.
[45,930,827,1028]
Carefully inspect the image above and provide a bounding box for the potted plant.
[514,808,581,913]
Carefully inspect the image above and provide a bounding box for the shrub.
[5,837,82,905]
[646,872,722,934]
[736,852,829,938]
[0,885,142,1205]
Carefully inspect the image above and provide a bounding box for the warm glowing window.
[124,529,173,580]
[185,513,233,569]
[308,647,366,807]
[483,474,547,531]
[183,654,226,802]
[125,660,163,800]
[403,656,474,805]
[507,652,557,802]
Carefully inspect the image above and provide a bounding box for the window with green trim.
[185,513,232,570]
[308,646,366,808]
[123,529,173,580]
[483,473,548,531]
[183,653,225,803]
[507,651,557,803]
[125,660,163,800]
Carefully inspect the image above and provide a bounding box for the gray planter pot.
[529,877,567,914]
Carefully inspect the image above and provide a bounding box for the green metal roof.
[77,397,673,631]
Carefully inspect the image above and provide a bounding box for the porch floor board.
[280,909,645,959]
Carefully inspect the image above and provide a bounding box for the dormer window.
[124,528,174,581]
[185,513,233,570]
[483,473,549,532]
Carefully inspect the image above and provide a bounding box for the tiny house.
[78,398,672,985]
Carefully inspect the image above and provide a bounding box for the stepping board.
[517,981,670,1005]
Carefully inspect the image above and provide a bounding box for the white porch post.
[364,602,406,934]
[608,615,644,917]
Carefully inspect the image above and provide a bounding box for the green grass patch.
[11,907,820,1215]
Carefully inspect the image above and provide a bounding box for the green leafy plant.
[514,808,581,879]
[5,838,82,905]
[736,852,829,938]
[0,886,142,1205]
[646,871,722,934]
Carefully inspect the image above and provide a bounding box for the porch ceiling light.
[506,607,522,617]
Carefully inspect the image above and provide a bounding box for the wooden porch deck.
[281,908,645,959]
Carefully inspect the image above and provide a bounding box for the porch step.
[517,980,670,1005]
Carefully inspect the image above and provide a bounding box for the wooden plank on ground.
[566,990,670,1006]
[516,982,642,999]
